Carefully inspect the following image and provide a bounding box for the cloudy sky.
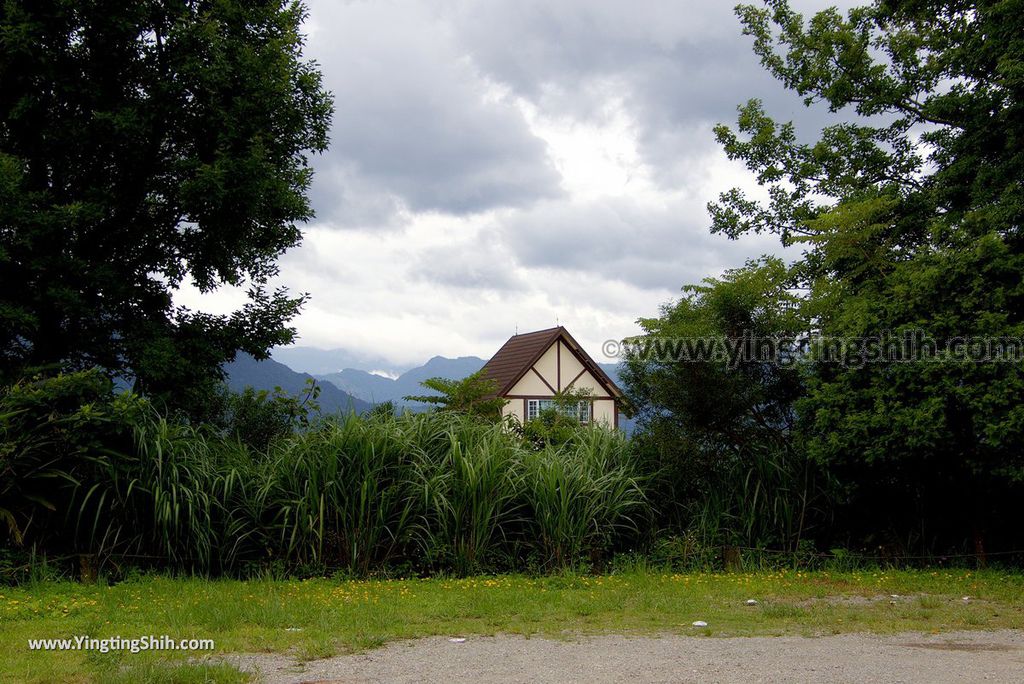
[179,0,847,371]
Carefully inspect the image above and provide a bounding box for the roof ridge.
[512,326,561,336]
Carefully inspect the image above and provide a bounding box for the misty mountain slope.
[271,346,412,376]
[317,356,486,406]
[317,368,398,404]
[224,353,372,415]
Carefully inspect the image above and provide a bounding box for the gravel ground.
[224,629,1024,683]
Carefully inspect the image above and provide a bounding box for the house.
[479,326,625,428]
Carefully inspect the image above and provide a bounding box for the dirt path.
[224,629,1024,683]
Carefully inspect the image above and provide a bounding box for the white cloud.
[304,0,561,220]
[176,0,832,369]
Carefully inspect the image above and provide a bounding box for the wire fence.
[730,546,1024,561]
[4,546,1024,581]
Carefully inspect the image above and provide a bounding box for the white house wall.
[507,343,557,395]
[557,343,585,386]
[566,370,610,397]
[507,340,611,398]
[592,399,616,426]
[502,399,524,423]
[507,368,551,395]
[533,342,558,387]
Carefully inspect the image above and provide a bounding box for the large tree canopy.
[627,0,1024,551]
[0,0,332,407]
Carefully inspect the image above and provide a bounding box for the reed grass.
[11,407,648,577]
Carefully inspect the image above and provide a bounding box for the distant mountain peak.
[313,355,487,406]
[224,353,372,415]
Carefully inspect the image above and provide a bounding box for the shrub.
[0,371,147,548]
[215,380,321,451]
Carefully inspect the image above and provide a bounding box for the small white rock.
[449,637,466,643]
[962,596,971,602]
[692,620,708,628]
[745,599,759,606]
[890,594,900,599]
[284,627,303,632]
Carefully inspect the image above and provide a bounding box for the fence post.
[723,545,742,572]
[79,554,98,584]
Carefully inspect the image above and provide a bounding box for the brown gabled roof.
[480,327,562,397]
[480,326,623,399]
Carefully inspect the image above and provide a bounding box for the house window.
[526,399,590,424]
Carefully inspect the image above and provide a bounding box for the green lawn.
[1,569,1022,683]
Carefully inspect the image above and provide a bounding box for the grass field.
[1,568,1022,683]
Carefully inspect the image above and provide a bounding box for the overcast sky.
[178,0,849,370]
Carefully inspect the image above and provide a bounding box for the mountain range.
[224,353,372,414]
[316,356,487,408]
[270,346,414,376]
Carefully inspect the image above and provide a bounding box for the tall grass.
[524,429,647,569]
[72,417,259,573]
[267,414,421,574]
[686,443,832,554]
[4,386,649,577]
[412,415,523,574]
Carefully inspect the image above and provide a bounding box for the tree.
[404,371,507,422]
[212,378,321,452]
[708,0,1024,551]
[623,257,805,456]
[621,258,826,545]
[0,1,333,411]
